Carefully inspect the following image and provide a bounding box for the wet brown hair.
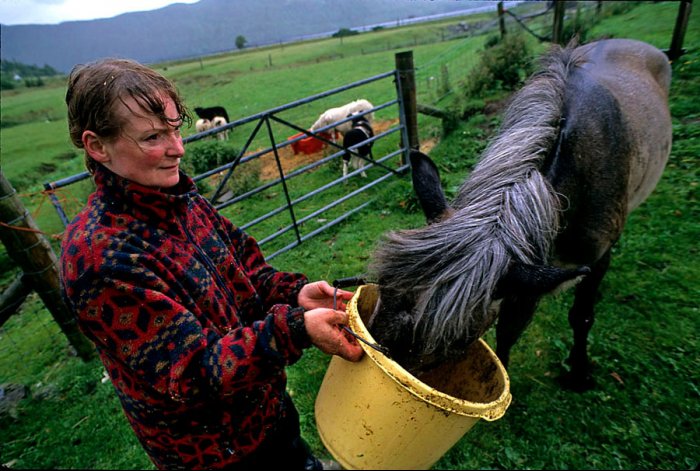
[65,58,191,173]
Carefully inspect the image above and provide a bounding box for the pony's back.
[575,39,671,211]
[547,39,672,264]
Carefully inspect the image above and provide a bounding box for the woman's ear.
[82,130,110,164]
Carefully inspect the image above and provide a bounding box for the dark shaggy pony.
[367,38,672,391]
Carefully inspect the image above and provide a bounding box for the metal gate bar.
[43,52,418,260]
[245,148,405,235]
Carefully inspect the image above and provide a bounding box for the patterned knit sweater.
[60,164,311,469]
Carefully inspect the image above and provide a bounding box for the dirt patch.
[256,119,436,180]
[258,140,323,181]
[420,138,438,154]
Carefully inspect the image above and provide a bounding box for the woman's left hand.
[298,281,353,311]
[304,308,364,362]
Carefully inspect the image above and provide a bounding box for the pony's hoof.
[557,370,596,392]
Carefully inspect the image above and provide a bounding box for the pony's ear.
[495,262,591,298]
[410,150,451,224]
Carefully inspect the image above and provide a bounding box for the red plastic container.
[288,132,329,155]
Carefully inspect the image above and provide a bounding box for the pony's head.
[369,144,587,373]
[368,150,588,372]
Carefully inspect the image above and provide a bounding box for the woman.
[60,58,363,470]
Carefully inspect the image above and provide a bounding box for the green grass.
[1,2,699,469]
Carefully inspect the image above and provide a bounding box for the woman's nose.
[168,133,185,156]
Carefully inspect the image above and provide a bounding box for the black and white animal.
[367,38,672,392]
[195,118,215,141]
[194,106,230,123]
[211,115,229,141]
[342,115,374,178]
[310,99,374,145]
[195,118,212,134]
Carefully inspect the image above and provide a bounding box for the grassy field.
[1,2,698,469]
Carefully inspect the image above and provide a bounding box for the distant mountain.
[0,0,503,74]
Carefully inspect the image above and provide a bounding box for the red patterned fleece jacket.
[60,164,311,469]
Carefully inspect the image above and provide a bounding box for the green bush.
[462,33,533,98]
[483,34,501,49]
[183,141,236,174]
[23,77,45,88]
[333,28,359,38]
[444,33,533,132]
[0,75,16,90]
[182,141,260,200]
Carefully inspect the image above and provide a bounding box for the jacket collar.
[93,163,199,232]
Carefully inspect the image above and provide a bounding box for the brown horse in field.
[368,38,672,391]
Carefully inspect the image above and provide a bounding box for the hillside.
[0,0,507,73]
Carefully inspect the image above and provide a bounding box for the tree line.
[1,59,61,90]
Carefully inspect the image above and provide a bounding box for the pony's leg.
[495,296,539,369]
[360,150,371,178]
[357,158,367,178]
[342,160,349,179]
[559,248,611,392]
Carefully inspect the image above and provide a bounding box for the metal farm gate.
[44,51,419,261]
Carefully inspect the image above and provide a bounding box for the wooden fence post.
[498,2,507,38]
[395,51,419,165]
[552,0,566,45]
[668,0,693,61]
[0,274,32,326]
[0,171,94,360]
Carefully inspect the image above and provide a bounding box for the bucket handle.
[332,276,368,289]
[332,277,391,357]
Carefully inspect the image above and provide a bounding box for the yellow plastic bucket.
[314,284,512,470]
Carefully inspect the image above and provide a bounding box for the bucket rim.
[348,284,512,421]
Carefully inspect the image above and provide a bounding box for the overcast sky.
[0,0,201,25]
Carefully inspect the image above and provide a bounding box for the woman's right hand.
[303,308,364,362]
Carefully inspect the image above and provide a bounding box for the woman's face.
[98,95,185,188]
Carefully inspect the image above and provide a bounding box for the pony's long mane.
[371,43,585,354]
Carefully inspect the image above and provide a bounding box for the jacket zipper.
[176,210,238,309]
